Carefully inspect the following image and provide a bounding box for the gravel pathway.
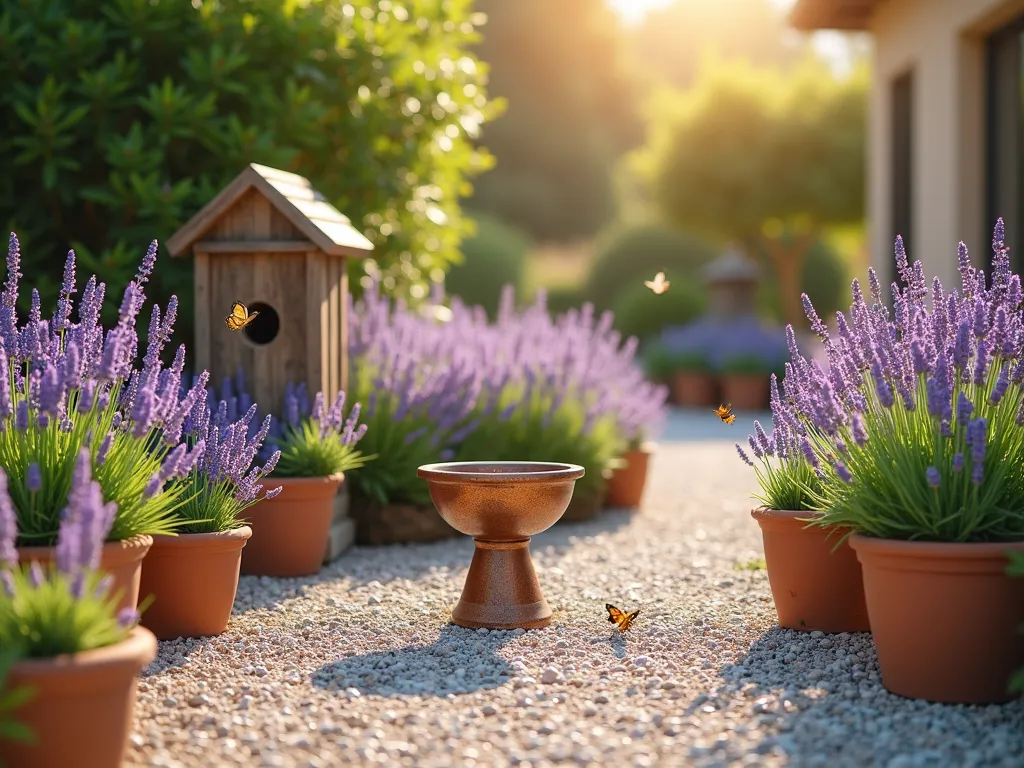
[128,432,1024,768]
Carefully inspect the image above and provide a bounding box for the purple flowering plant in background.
[0,235,206,546]
[0,450,142,658]
[774,221,1024,542]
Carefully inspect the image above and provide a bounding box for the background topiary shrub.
[610,277,706,344]
[584,222,718,311]
[444,213,531,319]
[755,237,850,322]
[0,0,498,347]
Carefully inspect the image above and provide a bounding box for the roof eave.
[788,0,878,31]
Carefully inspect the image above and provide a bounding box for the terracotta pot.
[670,371,717,407]
[721,374,769,410]
[605,445,652,509]
[351,499,459,546]
[560,490,604,523]
[850,534,1024,704]
[17,535,153,615]
[240,475,343,577]
[0,627,157,768]
[751,509,870,633]
[137,527,251,640]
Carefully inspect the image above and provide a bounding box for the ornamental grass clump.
[171,391,282,534]
[787,221,1024,542]
[735,375,824,511]
[0,235,206,546]
[0,450,141,658]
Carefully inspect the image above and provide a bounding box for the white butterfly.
[644,271,670,295]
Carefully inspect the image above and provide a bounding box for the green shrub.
[445,213,531,318]
[543,285,588,316]
[756,236,850,321]
[0,0,499,344]
[642,343,711,378]
[585,223,718,311]
[719,354,775,375]
[611,276,706,344]
[1010,552,1024,695]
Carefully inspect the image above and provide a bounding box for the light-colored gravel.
[127,429,1024,768]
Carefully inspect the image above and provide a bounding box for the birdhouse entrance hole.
[243,302,280,346]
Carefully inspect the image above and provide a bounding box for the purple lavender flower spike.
[956,392,974,425]
[55,449,117,575]
[971,462,985,485]
[952,452,964,472]
[968,418,987,461]
[925,467,941,488]
[835,462,852,483]
[0,469,17,568]
[117,606,141,628]
[26,463,41,493]
[735,444,753,466]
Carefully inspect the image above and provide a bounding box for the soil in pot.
[351,498,459,546]
[17,534,153,615]
[240,475,343,577]
[137,527,252,640]
[850,535,1024,704]
[0,626,157,768]
[751,508,870,633]
[671,371,717,408]
[605,446,652,509]
[721,374,768,410]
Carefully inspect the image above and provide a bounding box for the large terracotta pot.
[240,475,343,577]
[138,527,251,640]
[670,371,717,407]
[351,500,459,546]
[605,445,652,509]
[721,374,769,410]
[850,535,1024,704]
[17,535,153,614]
[751,509,870,633]
[0,627,157,768]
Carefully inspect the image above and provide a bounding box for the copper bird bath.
[417,461,586,629]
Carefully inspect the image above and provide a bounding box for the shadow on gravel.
[230,574,327,616]
[310,624,514,698]
[142,636,214,678]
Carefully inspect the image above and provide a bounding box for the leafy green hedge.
[445,213,530,318]
[0,0,498,343]
[611,277,706,344]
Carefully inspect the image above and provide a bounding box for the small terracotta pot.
[751,509,870,633]
[721,374,769,410]
[671,371,717,407]
[240,475,343,577]
[0,627,157,768]
[351,500,459,546]
[137,527,251,640]
[850,534,1024,704]
[17,535,153,615]
[605,445,653,509]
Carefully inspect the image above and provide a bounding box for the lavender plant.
[735,375,824,511]
[0,451,142,658]
[171,391,282,534]
[780,221,1024,542]
[0,235,206,546]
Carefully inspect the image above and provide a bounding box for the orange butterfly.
[713,403,736,424]
[606,603,640,632]
[644,271,670,295]
[225,301,259,331]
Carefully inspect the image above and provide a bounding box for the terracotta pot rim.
[149,526,252,550]
[18,533,153,561]
[267,472,345,483]
[418,461,585,484]
[10,626,157,678]
[721,372,770,380]
[849,533,1024,559]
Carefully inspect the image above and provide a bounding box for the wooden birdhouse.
[167,163,374,415]
[701,244,761,320]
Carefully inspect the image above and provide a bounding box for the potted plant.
[240,384,370,577]
[668,350,718,408]
[4,237,206,613]
[0,453,157,768]
[718,353,774,410]
[795,225,1024,704]
[738,376,870,633]
[0,649,34,761]
[604,390,667,510]
[137,395,281,639]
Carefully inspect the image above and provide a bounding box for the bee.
[225,301,259,331]
[643,271,670,295]
[605,603,640,632]
[713,403,736,424]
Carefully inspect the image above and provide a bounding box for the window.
[986,15,1024,273]
[891,70,914,287]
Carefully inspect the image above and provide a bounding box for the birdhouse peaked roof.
[166,163,375,258]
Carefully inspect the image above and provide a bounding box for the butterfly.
[606,603,640,632]
[644,271,670,295]
[713,403,736,424]
[225,301,259,331]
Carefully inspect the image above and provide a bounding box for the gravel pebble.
[127,437,1024,767]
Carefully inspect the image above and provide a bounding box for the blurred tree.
[444,212,531,318]
[0,0,499,350]
[625,0,807,91]
[633,56,867,329]
[468,0,642,242]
